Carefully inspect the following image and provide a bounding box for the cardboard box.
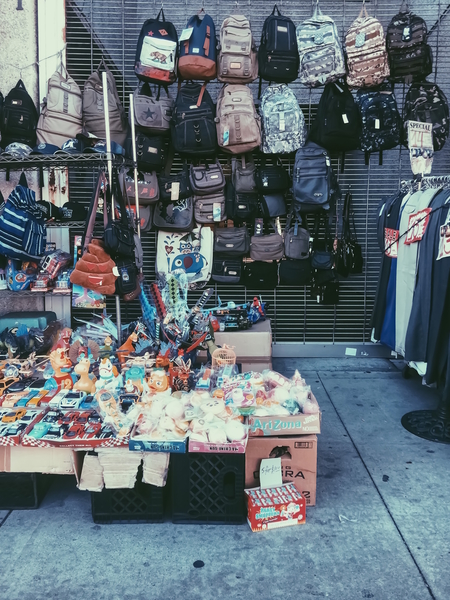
[0,445,76,474]
[245,483,306,532]
[129,438,187,453]
[245,435,317,506]
[188,435,247,454]
[248,395,321,437]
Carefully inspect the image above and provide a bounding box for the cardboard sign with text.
[245,435,317,506]
[405,208,432,245]
[407,120,433,175]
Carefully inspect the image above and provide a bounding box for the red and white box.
[245,483,306,532]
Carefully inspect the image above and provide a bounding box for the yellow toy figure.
[146,368,170,393]
[73,357,96,394]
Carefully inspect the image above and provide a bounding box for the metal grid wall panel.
[65,0,450,345]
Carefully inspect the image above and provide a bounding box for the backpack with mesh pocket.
[260,84,306,154]
[297,3,346,88]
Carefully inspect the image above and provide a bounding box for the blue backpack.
[178,11,217,81]
[0,185,46,260]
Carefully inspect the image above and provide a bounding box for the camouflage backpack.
[345,4,390,88]
[296,3,346,88]
[260,84,305,155]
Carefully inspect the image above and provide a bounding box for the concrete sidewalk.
[0,358,448,600]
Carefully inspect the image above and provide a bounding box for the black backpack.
[258,5,299,85]
[402,81,450,151]
[308,82,361,153]
[1,80,39,147]
[134,8,178,87]
[355,85,402,164]
[292,141,333,213]
[386,4,433,83]
[171,83,217,156]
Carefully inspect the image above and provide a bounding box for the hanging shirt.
[380,193,411,350]
[395,188,439,356]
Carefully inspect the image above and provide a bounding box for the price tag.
[171,181,180,201]
[179,27,193,41]
[375,118,380,130]
[342,113,349,124]
[223,128,230,146]
[260,458,282,489]
[437,224,450,261]
[279,111,286,132]
[385,228,399,258]
[213,202,222,222]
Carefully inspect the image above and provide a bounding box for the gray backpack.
[296,4,346,88]
[218,14,258,84]
[37,68,82,146]
[260,84,306,154]
[83,59,128,146]
[216,84,261,154]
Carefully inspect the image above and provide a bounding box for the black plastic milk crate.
[0,472,50,509]
[91,471,164,524]
[171,452,245,524]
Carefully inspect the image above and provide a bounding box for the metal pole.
[129,93,141,239]
[102,70,121,343]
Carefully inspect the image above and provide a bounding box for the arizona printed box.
[245,483,306,532]
[248,395,321,437]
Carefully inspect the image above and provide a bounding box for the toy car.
[79,395,95,410]
[28,379,47,390]
[28,422,51,439]
[98,427,114,439]
[43,410,63,423]
[7,377,38,393]
[26,389,49,407]
[60,390,86,410]
[2,408,27,423]
[59,411,79,425]
[74,411,93,425]
[0,377,19,393]
[43,425,64,439]
[63,423,85,440]
[119,393,139,412]
[48,389,70,408]
[15,391,39,407]
[19,412,38,424]
[83,422,102,438]
[4,422,27,436]
[1,391,28,408]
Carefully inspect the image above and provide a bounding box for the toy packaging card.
[245,483,306,532]
[0,408,42,447]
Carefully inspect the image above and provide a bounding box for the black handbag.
[212,256,242,284]
[114,257,139,297]
[214,227,250,256]
[233,192,259,221]
[284,210,310,260]
[153,197,195,232]
[336,189,363,277]
[279,258,312,286]
[255,161,291,192]
[311,279,339,305]
[232,156,257,193]
[104,171,136,259]
[311,212,335,271]
[260,193,287,218]
[243,260,279,289]
[158,164,192,203]
[189,161,225,195]
[126,132,167,172]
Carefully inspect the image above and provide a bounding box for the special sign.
[404,208,432,244]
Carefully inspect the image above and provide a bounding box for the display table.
[200,319,272,371]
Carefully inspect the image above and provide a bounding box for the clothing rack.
[400,174,450,193]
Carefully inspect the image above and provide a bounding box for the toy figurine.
[48,348,74,390]
[73,357,96,394]
[146,368,170,393]
[95,357,123,392]
[51,327,72,353]
[117,332,138,365]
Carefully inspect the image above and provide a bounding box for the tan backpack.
[216,84,261,154]
[37,67,82,146]
[82,59,128,146]
[345,3,390,88]
[217,15,258,84]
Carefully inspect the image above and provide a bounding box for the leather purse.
[189,161,225,196]
[232,156,257,193]
[250,221,284,261]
